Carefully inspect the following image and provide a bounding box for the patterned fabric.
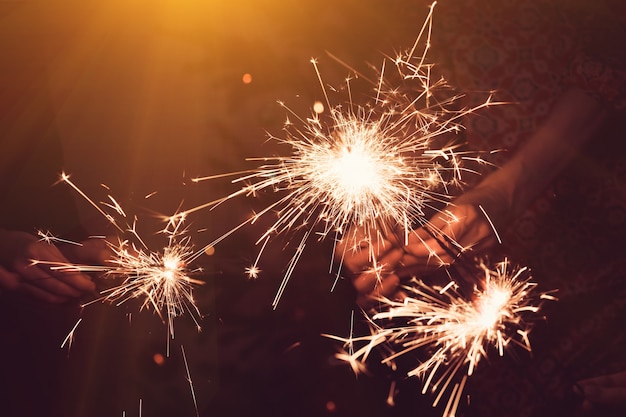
[0,1,624,417]
[400,1,626,416]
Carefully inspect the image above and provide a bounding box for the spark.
[184,1,498,307]
[478,204,502,244]
[328,258,556,417]
[181,345,200,417]
[38,229,82,246]
[39,173,208,341]
[244,265,261,280]
[61,318,83,350]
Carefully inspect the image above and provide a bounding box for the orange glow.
[153,352,165,366]
[325,400,336,412]
[242,73,253,84]
[313,100,324,114]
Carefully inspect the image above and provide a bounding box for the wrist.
[455,173,517,232]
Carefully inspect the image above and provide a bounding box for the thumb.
[0,266,20,291]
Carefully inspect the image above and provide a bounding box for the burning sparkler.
[36,173,208,340]
[327,258,556,417]
[183,1,498,307]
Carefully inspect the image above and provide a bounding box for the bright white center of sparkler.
[310,122,398,215]
[162,255,181,282]
[331,145,381,196]
[475,287,511,329]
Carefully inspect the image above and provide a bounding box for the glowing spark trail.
[181,345,200,417]
[184,1,497,307]
[38,173,208,340]
[326,258,556,417]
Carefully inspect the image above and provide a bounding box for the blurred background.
[0,1,625,417]
[0,1,429,417]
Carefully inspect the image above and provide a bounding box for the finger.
[49,267,96,293]
[338,246,377,274]
[351,248,404,295]
[394,289,408,302]
[580,384,626,406]
[34,260,95,293]
[63,238,113,265]
[337,238,395,274]
[578,370,626,388]
[28,244,96,293]
[12,260,84,298]
[377,274,401,299]
[0,265,20,291]
[16,281,69,303]
[402,233,456,265]
[396,253,446,278]
[356,274,401,309]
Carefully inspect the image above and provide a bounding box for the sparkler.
[183,1,497,307]
[36,173,208,340]
[327,258,557,417]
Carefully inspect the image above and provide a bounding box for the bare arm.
[341,87,611,306]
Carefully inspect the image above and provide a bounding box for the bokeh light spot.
[313,100,324,114]
[325,400,336,412]
[153,353,165,366]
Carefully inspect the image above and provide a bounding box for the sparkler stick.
[327,258,557,417]
[183,1,498,307]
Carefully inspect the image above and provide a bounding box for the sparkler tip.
[245,265,261,279]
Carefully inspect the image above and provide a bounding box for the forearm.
[469,87,609,225]
[0,228,25,267]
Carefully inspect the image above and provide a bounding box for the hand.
[397,201,500,276]
[0,230,101,303]
[60,236,112,267]
[577,370,626,411]
[334,225,406,308]
[337,190,506,307]
[0,265,20,293]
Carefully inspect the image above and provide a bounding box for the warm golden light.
[184,1,496,308]
[204,245,215,256]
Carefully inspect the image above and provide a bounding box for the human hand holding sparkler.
[0,229,98,303]
[343,87,611,306]
[335,229,406,307]
[577,370,626,412]
[404,86,611,267]
[338,196,502,307]
[398,190,507,269]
